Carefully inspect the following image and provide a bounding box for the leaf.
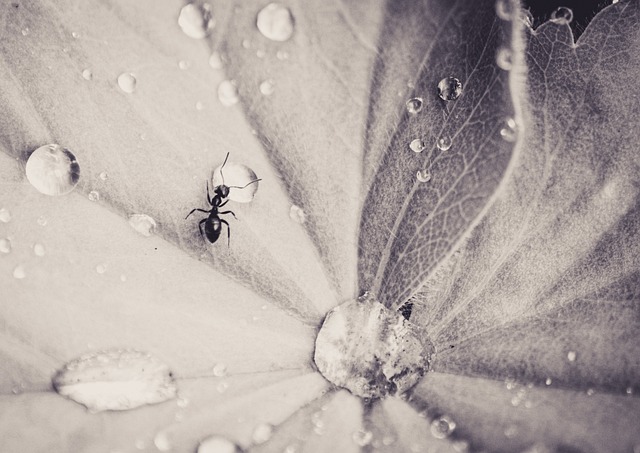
[358,0,523,308]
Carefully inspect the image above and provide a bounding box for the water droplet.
[252,423,273,444]
[256,49,266,58]
[13,265,26,279]
[154,431,171,451]
[26,144,81,196]
[211,160,259,202]
[208,52,223,69]
[567,350,577,362]
[216,381,228,393]
[550,6,573,25]
[409,138,426,153]
[406,97,424,114]
[33,243,45,257]
[37,215,49,226]
[96,264,107,274]
[437,77,462,101]
[382,436,395,446]
[496,47,513,70]
[0,238,11,254]
[52,349,177,412]
[612,0,619,3]
[195,101,204,111]
[586,388,595,396]
[500,117,518,142]
[430,415,456,439]
[545,378,552,386]
[88,191,100,202]
[284,445,298,453]
[117,72,137,93]
[495,0,514,20]
[212,363,227,377]
[289,205,306,224]
[128,214,157,237]
[437,136,452,151]
[259,79,275,96]
[242,39,251,49]
[72,31,80,38]
[82,68,93,80]
[504,424,518,438]
[276,50,289,60]
[179,60,191,70]
[178,3,215,39]
[197,436,240,453]
[352,429,373,447]
[218,80,239,107]
[21,27,30,36]
[0,208,11,223]
[416,169,431,183]
[256,3,294,42]
[120,274,127,282]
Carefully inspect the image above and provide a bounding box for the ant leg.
[219,210,237,220]
[185,208,210,219]
[198,219,206,237]
[219,199,229,208]
[220,218,231,247]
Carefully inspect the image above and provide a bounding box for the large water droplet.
[178,3,215,39]
[128,214,157,237]
[496,47,513,70]
[82,69,93,80]
[437,136,452,151]
[117,72,137,93]
[218,80,239,107]
[500,117,518,142]
[209,51,223,69]
[256,3,294,42]
[406,97,424,114]
[416,169,431,183]
[567,350,577,362]
[0,208,11,223]
[52,349,177,412]
[409,139,426,153]
[289,205,306,224]
[197,436,240,453]
[13,265,26,279]
[252,423,273,444]
[437,77,462,101]
[550,6,573,25]
[26,144,81,196]
[352,430,373,447]
[259,79,275,96]
[33,243,46,257]
[211,160,259,203]
[88,191,100,202]
[0,238,11,254]
[154,432,172,452]
[430,415,456,439]
[495,0,514,20]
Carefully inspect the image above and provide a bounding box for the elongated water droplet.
[259,79,275,96]
[13,265,26,279]
[88,191,100,202]
[430,415,456,439]
[117,73,137,93]
[406,97,424,114]
[209,52,223,69]
[178,3,215,39]
[495,0,514,20]
[197,436,240,453]
[26,144,81,196]
[437,77,462,101]
[409,139,426,153]
[252,423,273,444]
[128,214,157,237]
[437,136,452,151]
[289,205,306,224]
[82,68,93,80]
[550,6,573,24]
[416,169,431,183]
[500,117,518,142]
[496,47,513,70]
[567,351,577,362]
[218,80,239,107]
[256,3,294,42]
[352,430,373,447]
[33,243,45,257]
[0,208,11,223]
[0,238,11,254]
[211,160,259,202]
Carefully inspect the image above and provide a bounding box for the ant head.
[215,184,230,198]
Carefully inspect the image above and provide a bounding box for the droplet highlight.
[500,117,518,142]
[416,169,431,183]
[178,3,215,39]
[211,160,259,203]
[430,415,456,439]
[289,205,306,224]
[437,77,462,101]
[26,144,81,196]
[197,436,240,453]
[550,6,573,25]
[117,72,137,93]
[88,191,100,202]
[567,351,577,362]
[496,47,513,70]
[406,97,424,114]
[218,80,239,107]
[437,136,452,151]
[409,139,426,153]
[256,3,294,42]
[128,214,157,237]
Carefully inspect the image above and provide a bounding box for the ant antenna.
[227,178,262,190]
[219,152,230,186]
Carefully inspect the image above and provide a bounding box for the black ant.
[185,153,261,245]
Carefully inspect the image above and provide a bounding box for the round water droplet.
[409,139,426,153]
[26,144,81,196]
[96,264,107,274]
[259,79,275,96]
[88,191,100,202]
[218,80,239,106]
[437,136,452,151]
[586,388,595,396]
[289,205,306,224]
[208,51,223,69]
[0,208,11,223]
[178,3,215,39]
[495,0,514,20]
[37,215,49,226]
[33,243,45,257]
[211,160,260,203]
[567,350,577,362]
[82,68,93,80]
[216,381,228,393]
[276,50,289,60]
[500,117,518,142]
[197,436,240,453]
[154,432,171,451]
[352,430,373,447]
[496,47,513,70]
[98,171,108,181]
[0,238,11,254]
[430,415,456,439]
[437,77,463,101]
[416,169,431,182]
[256,3,294,42]
[195,101,204,110]
[117,72,137,93]
[550,6,573,25]
[406,97,424,114]
[13,265,26,279]
[128,214,157,237]
[212,363,227,377]
[252,423,273,444]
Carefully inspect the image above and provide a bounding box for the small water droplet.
[416,169,431,182]
[178,3,215,39]
[259,79,275,96]
[256,3,294,42]
[504,424,518,438]
[135,440,146,450]
[197,436,240,453]
[154,431,171,451]
[352,429,373,447]
[500,117,518,142]
[284,445,298,453]
[37,216,49,226]
[208,52,223,69]
[120,274,127,282]
[211,160,259,202]
[128,214,157,237]
[430,415,456,439]
[406,97,424,114]
[195,101,205,111]
[0,208,11,223]
[545,378,552,386]
[409,138,426,153]
[99,171,108,181]
[495,0,514,20]
[496,47,513,70]
[382,436,395,446]
[212,363,227,377]
[567,350,577,362]
[88,191,100,202]
[626,386,633,395]
[276,50,289,60]
[21,27,30,36]
[252,423,273,444]
[96,264,107,274]
[289,205,306,224]
[242,39,251,49]
[437,77,462,101]
[216,381,228,393]
[218,80,239,107]
[13,265,26,279]
[550,6,573,25]
[71,31,80,38]
[586,388,595,396]
[82,68,93,80]
[178,60,191,70]
[33,243,45,257]
[612,0,619,3]
[0,238,11,254]
[256,49,266,58]
[117,72,137,93]
[26,144,81,196]
[437,136,452,151]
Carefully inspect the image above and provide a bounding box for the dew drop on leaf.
[178,60,191,70]
[626,387,633,395]
[82,68,93,80]
[289,204,306,224]
[52,349,177,412]
[13,265,25,279]
[495,0,514,20]
[256,3,294,42]
[409,138,426,153]
[416,169,431,182]
[406,97,424,114]
[430,415,456,439]
[212,363,227,377]
[251,423,273,444]
[209,51,223,69]
[0,238,11,254]
[550,6,573,25]
[197,436,241,453]
[0,208,11,223]
[99,171,108,181]
[256,49,266,58]
[153,431,171,452]
[96,263,107,274]
[242,39,252,49]
[496,47,513,70]
[500,117,518,142]
[128,214,157,237]
[437,136,452,151]
[352,429,373,446]
[117,72,137,93]
[545,377,552,386]
[567,350,577,362]
[21,27,29,36]
[218,80,239,106]
[276,50,289,60]
[88,190,100,202]
[25,144,80,196]
[216,381,228,393]
[259,79,275,96]
[437,77,462,101]
[211,160,260,203]
[178,3,215,39]
[37,215,48,226]
[33,243,45,257]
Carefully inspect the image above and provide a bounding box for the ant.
[185,153,261,246]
